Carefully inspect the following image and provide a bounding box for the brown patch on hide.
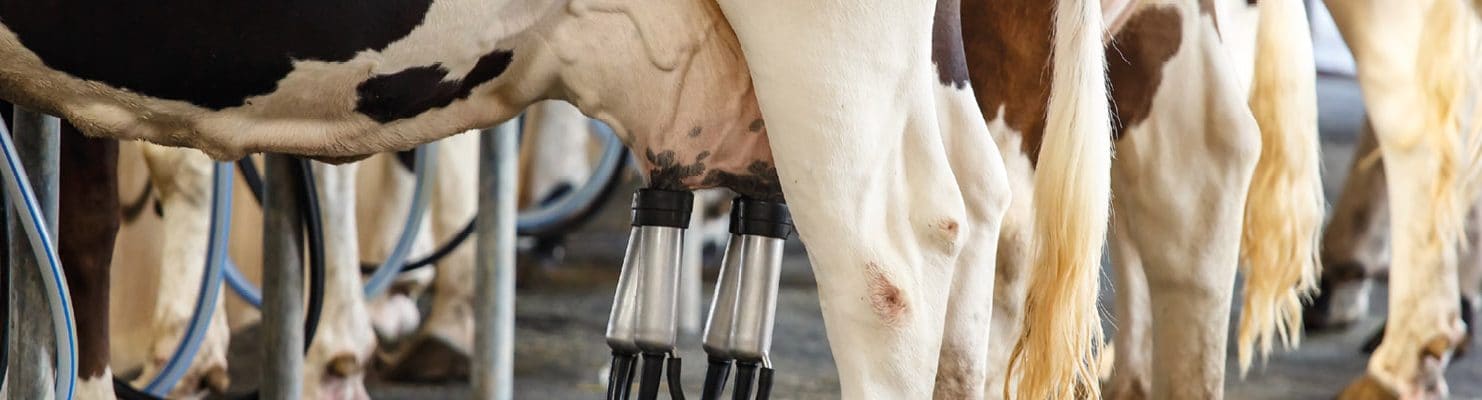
[962,0,1054,164]
[1107,6,1183,139]
[58,122,120,380]
[866,263,910,327]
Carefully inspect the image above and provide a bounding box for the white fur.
[1104,1,1262,397]
[1327,0,1475,396]
[302,163,377,400]
[980,113,1036,399]
[74,370,115,400]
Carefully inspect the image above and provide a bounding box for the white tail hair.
[1005,0,1112,397]
[1237,0,1324,373]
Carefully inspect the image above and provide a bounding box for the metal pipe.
[632,225,684,353]
[702,235,744,357]
[6,108,64,400]
[726,235,784,363]
[473,121,518,400]
[260,153,304,400]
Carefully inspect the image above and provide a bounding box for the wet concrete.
[215,75,1481,399]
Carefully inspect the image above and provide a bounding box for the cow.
[0,0,1114,399]
[959,0,1323,398]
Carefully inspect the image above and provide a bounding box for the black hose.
[610,352,640,400]
[298,159,326,349]
[606,352,625,400]
[358,218,475,274]
[731,362,757,400]
[236,158,265,206]
[666,356,686,400]
[754,367,774,400]
[700,358,731,400]
[637,353,667,400]
[358,150,629,274]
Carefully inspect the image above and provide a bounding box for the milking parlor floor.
[214,75,1482,400]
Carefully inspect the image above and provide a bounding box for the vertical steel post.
[5,107,59,400]
[260,154,304,400]
[473,121,518,399]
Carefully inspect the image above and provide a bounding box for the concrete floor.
[217,75,1481,399]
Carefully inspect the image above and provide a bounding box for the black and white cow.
[0,0,1116,399]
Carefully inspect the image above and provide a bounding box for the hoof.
[378,334,471,383]
[1306,265,1371,332]
[1338,374,1399,400]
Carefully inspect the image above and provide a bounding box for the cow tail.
[1236,0,1323,374]
[1005,0,1112,397]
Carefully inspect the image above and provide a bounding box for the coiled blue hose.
[0,119,77,400]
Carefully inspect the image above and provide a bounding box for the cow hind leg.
[381,132,479,383]
[1328,0,1473,397]
[1308,121,1389,332]
[1110,1,1262,396]
[978,129,1034,399]
[59,122,121,400]
[930,82,1012,400]
[304,163,375,400]
[713,1,982,397]
[1105,213,1152,400]
[131,144,234,398]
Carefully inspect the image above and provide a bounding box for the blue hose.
[361,142,436,299]
[515,120,626,234]
[223,258,261,308]
[141,161,233,395]
[0,120,78,400]
[222,143,434,305]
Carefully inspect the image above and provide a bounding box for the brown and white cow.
[961,0,1323,398]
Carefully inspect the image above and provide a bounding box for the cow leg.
[930,71,1013,400]
[1327,0,1472,397]
[1308,121,1390,331]
[1110,2,1261,398]
[59,123,121,400]
[383,132,479,382]
[132,144,233,397]
[978,128,1034,399]
[712,1,980,397]
[1106,212,1152,400]
[305,162,374,400]
[355,152,434,345]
